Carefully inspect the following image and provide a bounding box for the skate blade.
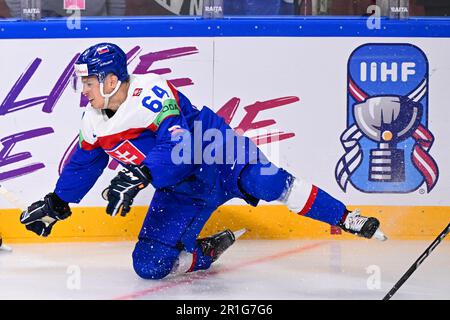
[233,228,247,240]
[373,228,388,241]
[0,244,13,252]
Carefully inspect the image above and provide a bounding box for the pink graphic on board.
[64,0,86,10]
[0,44,299,181]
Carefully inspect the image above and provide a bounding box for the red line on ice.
[114,241,328,300]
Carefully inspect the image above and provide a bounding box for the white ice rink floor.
[0,239,448,300]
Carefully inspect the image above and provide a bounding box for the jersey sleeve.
[54,144,109,203]
[55,110,107,203]
[143,92,195,189]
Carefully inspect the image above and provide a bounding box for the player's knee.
[239,162,292,202]
[133,260,171,280]
[132,239,177,280]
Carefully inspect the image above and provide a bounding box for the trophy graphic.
[337,44,439,193]
[353,96,423,182]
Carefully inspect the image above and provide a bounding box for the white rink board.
[0,37,449,208]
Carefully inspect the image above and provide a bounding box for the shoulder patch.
[151,99,180,128]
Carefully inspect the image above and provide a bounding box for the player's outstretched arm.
[55,145,109,204]
[19,143,108,237]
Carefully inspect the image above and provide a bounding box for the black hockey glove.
[102,164,152,217]
[20,193,71,237]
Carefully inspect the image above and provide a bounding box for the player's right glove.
[102,164,152,217]
[20,193,72,237]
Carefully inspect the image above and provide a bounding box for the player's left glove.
[102,164,152,217]
[20,193,72,237]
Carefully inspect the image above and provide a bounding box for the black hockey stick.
[383,223,450,300]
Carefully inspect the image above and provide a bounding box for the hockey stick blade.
[0,234,13,252]
[0,184,27,253]
[0,243,13,252]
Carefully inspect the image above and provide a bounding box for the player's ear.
[106,73,119,88]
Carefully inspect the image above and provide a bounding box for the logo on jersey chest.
[105,140,146,165]
[133,88,143,97]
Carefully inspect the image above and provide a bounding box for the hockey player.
[19,43,386,280]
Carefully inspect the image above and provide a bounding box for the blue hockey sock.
[299,186,347,226]
[239,162,347,226]
[281,178,347,226]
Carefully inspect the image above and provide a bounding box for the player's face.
[81,76,104,109]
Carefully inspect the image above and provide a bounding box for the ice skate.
[339,209,387,241]
[197,228,246,262]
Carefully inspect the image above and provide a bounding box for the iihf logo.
[336,44,439,193]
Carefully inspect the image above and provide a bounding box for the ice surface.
[0,240,448,300]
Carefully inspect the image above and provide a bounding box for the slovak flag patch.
[97,46,110,55]
[105,140,146,165]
